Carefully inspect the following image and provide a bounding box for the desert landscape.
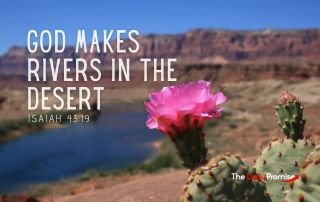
[1,29,320,202]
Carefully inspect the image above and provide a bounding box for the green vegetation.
[25,108,229,197]
[77,112,233,181]
[181,154,270,202]
[204,110,231,129]
[0,117,43,142]
[227,120,238,129]
[79,138,182,182]
[26,138,182,197]
[204,119,219,128]
[76,112,234,182]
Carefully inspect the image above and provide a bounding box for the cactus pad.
[181,153,270,202]
[284,155,320,202]
[276,91,305,141]
[305,145,320,163]
[255,138,315,202]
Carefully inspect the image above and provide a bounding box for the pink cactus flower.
[145,80,227,137]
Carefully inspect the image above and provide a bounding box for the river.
[0,105,161,194]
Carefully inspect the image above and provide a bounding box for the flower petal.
[145,80,227,136]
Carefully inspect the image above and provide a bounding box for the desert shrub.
[228,121,238,129]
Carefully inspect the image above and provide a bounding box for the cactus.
[171,125,208,170]
[144,81,227,170]
[275,90,305,141]
[305,145,320,163]
[255,138,315,202]
[181,153,271,202]
[284,155,320,202]
[255,91,315,202]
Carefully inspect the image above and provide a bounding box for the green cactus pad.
[305,145,320,164]
[284,155,320,202]
[255,138,315,202]
[276,92,305,141]
[181,153,271,202]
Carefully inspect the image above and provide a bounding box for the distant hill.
[0,29,320,74]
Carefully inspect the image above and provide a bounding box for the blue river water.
[0,106,162,194]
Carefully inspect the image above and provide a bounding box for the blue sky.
[0,0,320,55]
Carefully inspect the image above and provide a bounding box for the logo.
[231,172,300,183]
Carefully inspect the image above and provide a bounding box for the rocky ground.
[55,170,188,202]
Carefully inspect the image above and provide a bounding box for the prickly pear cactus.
[181,153,271,202]
[305,145,320,163]
[255,91,315,202]
[255,138,315,202]
[284,156,320,202]
[276,90,305,141]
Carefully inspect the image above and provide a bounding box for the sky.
[0,0,320,55]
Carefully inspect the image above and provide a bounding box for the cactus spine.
[255,91,315,202]
[284,154,320,202]
[305,145,320,163]
[276,90,305,141]
[181,153,270,202]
